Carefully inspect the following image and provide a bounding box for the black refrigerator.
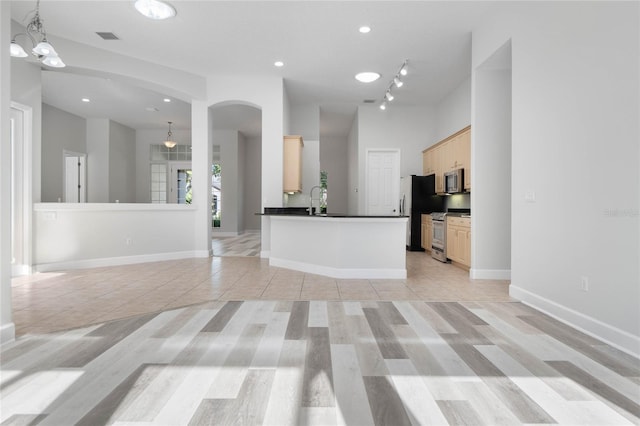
[400,174,444,251]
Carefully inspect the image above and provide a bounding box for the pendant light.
[10,0,66,68]
[164,122,177,148]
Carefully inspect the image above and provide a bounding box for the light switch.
[525,191,536,203]
[44,212,57,220]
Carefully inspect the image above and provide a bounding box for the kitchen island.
[260,213,408,279]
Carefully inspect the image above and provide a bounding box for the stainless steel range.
[431,212,447,262]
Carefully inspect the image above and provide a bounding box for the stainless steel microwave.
[444,168,464,193]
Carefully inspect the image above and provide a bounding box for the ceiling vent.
[363,99,376,104]
[96,32,120,40]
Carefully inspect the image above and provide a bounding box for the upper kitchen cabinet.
[423,148,435,176]
[459,128,471,190]
[422,126,471,192]
[283,135,304,193]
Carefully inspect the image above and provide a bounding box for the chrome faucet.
[309,185,322,215]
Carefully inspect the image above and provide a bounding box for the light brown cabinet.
[421,214,432,252]
[422,149,436,176]
[459,130,471,190]
[283,135,303,193]
[446,216,471,268]
[422,126,471,193]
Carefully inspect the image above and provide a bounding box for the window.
[150,163,167,203]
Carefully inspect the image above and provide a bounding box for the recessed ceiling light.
[134,0,176,20]
[163,98,171,103]
[274,61,284,67]
[359,26,371,34]
[81,98,90,103]
[355,72,380,83]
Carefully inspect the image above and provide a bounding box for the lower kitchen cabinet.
[421,214,432,252]
[446,216,471,268]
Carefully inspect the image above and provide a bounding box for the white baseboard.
[470,268,511,280]
[12,264,32,277]
[34,250,207,272]
[269,257,407,279]
[211,231,240,237]
[0,323,15,345]
[260,250,270,259]
[510,284,640,358]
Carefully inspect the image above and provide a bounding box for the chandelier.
[10,0,65,68]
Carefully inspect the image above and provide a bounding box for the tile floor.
[3,234,639,425]
[10,235,512,336]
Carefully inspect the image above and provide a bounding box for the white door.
[366,149,400,215]
[64,152,86,202]
[168,161,192,204]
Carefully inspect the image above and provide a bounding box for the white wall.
[434,77,472,143]
[213,129,241,234]
[1,1,13,343]
[473,2,639,353]
[10,52,41,203]
[33,204,198,270]
[41,104,86,202]
[472,43,512,279]
[237,132,246,232]
[243,135,262,230]
[86,118,109,202]
[347,114,359,215]
[320,135,349,214]
[109,121,136,203]
[356,104,436,214]
[285,139,320,208]
[291,104,320,141]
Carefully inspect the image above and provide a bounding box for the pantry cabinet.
[283,135,303,193]
[446,216,471,268]
[422,126,471,192]
[421,214,432,252]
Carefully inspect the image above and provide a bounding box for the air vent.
[363,99,376,104]
[96,32,120,40]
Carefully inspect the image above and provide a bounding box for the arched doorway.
[209,103,262,246]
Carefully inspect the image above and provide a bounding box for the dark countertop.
[258,207,406,218]
[257,213,407,218]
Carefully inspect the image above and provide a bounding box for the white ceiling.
[11,1,501,136]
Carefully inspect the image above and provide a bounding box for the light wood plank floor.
[1,300,638,425]
[4,236,639,425]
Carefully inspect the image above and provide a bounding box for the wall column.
[191,100,212,256]
[1,1,16,344]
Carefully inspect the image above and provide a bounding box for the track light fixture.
[379,60,408,111]
[10,0,66,68]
